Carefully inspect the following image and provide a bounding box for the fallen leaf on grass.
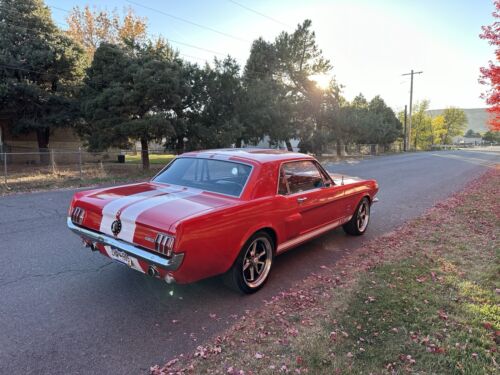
[438,310,448,320]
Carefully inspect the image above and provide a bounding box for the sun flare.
[310,74,331,90]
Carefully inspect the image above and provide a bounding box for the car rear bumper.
[67,218,184,272]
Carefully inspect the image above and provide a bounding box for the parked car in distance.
[67,149,379,293]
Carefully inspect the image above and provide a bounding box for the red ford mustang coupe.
[68,149,378,293]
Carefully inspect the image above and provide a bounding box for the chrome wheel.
[242,237,272,288]
[357,200,370,232]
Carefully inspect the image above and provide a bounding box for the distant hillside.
[426,108,490,133]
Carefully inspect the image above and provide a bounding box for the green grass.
[298,259,498,374]
[125,154,175,165]
[293,176,500,374]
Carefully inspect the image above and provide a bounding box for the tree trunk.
[336,139,342,157]
[235,138,242,148]
[36,128,50,165]
[285,140,293,152]
[175,136,184,154]
[140,137,150,170]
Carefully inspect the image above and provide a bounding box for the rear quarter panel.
[172,197,283,283]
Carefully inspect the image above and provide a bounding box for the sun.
[310,74,331,90]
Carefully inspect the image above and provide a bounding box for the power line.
[167,38,226,57]
[47,5,71,13]
[227,0,290,28]
[125,0,251,44]
[1,17,227,58]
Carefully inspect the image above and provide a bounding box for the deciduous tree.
[66,5,147,60]
[410,101,433,149]
[441,107,467,144]
[431,115,446,144]
[479,0,500,131]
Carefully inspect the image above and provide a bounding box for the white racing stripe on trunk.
[99,190,161,237]
[117,189,199,243]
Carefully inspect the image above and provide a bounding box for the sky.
[46,0,496,112]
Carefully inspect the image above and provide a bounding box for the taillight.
[154,233,175,257]
[71,207,86,225]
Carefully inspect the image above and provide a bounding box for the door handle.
[297,197,308,203]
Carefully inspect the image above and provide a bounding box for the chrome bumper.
[67,218,184,271]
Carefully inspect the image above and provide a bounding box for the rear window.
[153,158,252,197]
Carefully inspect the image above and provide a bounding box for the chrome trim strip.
[277,215,352,253]
[67,218,184,271]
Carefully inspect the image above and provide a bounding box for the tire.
[343,197,371,236]
[225,231,274,294]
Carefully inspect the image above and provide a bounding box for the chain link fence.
[0,147,175,192]
[320,142,404,158]
[0,143,406,192]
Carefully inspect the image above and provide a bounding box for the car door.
[278,160,344,239]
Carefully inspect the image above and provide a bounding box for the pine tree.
[79,41,189,169]
[0,0,85,162]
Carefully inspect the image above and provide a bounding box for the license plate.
[110,247,132,267]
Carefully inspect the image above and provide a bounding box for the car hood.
[75,182,233,242]
[328,173,364,185]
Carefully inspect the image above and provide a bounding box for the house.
[452,135,483,145]
[0,114,84,164]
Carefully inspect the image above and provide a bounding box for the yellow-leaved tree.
[411,100,433,150]
[431,115,446,145]
[66,6,147,60]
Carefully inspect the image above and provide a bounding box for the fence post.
[78,147,83,180]
[50,149,56,174]
[3,153,6,185]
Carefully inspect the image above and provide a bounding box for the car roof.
[180,148,314,164]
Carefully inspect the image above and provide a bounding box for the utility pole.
[402,69,423,150]
[403,105,407,152]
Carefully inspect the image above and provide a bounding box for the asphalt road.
[0,150,498,375]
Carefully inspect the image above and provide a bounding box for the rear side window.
[279,161,326,194]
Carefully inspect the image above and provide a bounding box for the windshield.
[153,158,253,197]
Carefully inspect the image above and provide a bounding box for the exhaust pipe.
[83,239,98,252]
[148,266,159,278]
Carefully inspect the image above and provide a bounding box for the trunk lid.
[76,182,233,242]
